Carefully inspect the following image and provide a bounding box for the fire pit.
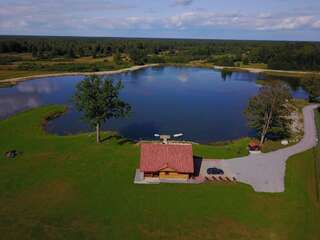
[4,150,19,159]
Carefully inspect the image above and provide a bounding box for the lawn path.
[202,104,319,192]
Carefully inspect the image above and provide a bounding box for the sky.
[0,0,320,41]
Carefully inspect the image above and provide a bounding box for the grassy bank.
[0,105,319,239]
[0,69,60,81]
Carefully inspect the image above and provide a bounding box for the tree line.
[1,36,320,70]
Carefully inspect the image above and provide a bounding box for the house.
[136,143,194,183]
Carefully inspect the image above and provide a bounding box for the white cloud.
[17,80,58,94]
[165,11,320,32]
[0,2,319,36]
[166,11,249,29]
[174,0,194,6]
[0,94,40,118]
[81,16,156,31]
[258,13,272,19]
[177,73,189,83]
[256,16,315,30]
[312,20,320,29]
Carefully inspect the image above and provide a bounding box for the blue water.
[0,66,308,143]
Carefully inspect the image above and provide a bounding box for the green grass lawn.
[193,138,250,159]
[261,140,296,153]
[0,106,319,239]
[0,55,132,81]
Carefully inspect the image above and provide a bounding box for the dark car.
[207,167,224,175]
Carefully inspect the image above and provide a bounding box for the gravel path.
[201,104,319,192]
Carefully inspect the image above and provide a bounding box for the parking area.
[200,159,237,182]
[198,105,318,192]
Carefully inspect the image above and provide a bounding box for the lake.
[0,66,308,143]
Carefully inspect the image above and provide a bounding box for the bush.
[147,55,165,64]
[17,62,131,72]
[17,62,46,70]
[0,56,22,65]
[207,55,235,67]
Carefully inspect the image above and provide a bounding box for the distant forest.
[1,36,320,71]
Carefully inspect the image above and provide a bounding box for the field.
[0,105,319,239]
[0,53,132,81]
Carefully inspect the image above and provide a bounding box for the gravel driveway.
[201,104,319,192]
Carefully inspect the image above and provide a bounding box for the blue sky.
[0,0,320,41]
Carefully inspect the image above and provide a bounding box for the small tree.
[74,75,131,143]
[245,82,292,145]
[67,47,76,58]
[301,74,320,102]
[113,51,122,65]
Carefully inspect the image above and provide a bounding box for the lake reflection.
[0,67,308,143]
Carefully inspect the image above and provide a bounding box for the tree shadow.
[117,138,136,145]
[101,134,121,142]
[101,133,137,145]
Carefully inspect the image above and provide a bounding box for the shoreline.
[213,65,320,75]
[1,63,320,85]
[0,64,160,84]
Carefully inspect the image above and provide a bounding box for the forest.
[1,36,320,71]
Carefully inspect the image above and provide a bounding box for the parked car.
[207,167,224,175]
[248,140,261,152]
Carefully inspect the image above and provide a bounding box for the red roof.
[140,143,194,173]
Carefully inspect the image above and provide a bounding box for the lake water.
[0,66,308,143]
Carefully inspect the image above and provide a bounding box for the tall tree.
[73,75,131,143]
[128,47,148,65]
[301,74,320,102]
[245,82,292,145]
